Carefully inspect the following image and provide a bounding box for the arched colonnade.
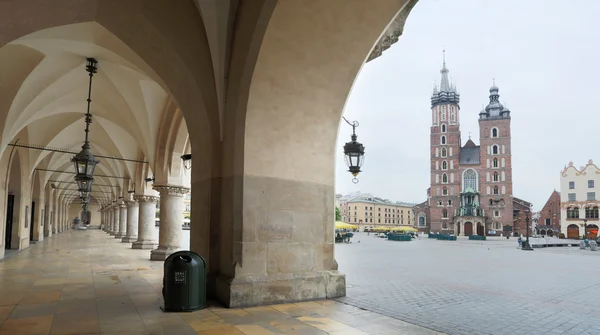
[0,0,419,307]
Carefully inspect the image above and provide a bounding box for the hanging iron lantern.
[79,189,90,200]
[72,57,100,193]
[342,117,365,184]
[181,154,192,170]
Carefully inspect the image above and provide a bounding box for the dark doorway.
[476,223,484,236]
[464,222,473,236]
[5,194,15,249]
[30,201,36,241]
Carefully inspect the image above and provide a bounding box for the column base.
[121,236,137,243]
[215,270,346,308]
[132,241,157,250]
[150,247,178,261]
[114,233,124,239]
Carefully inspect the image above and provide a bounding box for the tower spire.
[439,49,450,92]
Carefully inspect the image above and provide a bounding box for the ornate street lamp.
[522,209,533,251]
[71,58,100,194]
[342,117,365,184]
[181,154,192,170]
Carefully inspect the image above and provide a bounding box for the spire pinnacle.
[439,49,450,91]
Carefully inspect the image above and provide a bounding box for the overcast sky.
[335,0,600,210]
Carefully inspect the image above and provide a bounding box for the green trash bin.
[162,251,207,312]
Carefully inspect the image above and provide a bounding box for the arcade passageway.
[0,230,439,335]
[0,0,419,308]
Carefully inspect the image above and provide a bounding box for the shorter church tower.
[478,84,514,233]
[429,52,461,232]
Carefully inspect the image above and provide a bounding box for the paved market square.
[335,233,600,335]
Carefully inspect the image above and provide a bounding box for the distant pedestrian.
[517,236,522,247]
[72,217,81,230]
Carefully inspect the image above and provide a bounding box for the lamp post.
[522,209,533,251]
[71,58,100,212]
[582,218,588,240]
[342,117,365,184]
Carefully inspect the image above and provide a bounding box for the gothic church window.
[441,136,446,145]
[442,209,448,218]
[442,173,448,183]
[443,187,448,195]
[441,148,447,157]
[441,106,446,121]
[493,172,499,182]
[493,158,499,168]
[441,124,446,133]
[492,145,499,155]
[442,161,448,170]
[451,106,456,122]
[448,199,452,206]
[463,169,477,191]
[492,128,498,138]
[493,186,499,195]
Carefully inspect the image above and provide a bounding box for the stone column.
[116,202,127,238]
[106,207,113,234]
[113,205,121,237]
[59,202,64,232]
[150,186,188,261]
[122,200,139,243]
[109,206,115,234]
[44,205,52,238]
[132,195,158,249]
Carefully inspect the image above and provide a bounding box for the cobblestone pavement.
[335,233,600,335]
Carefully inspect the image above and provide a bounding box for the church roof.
[459,144,480,165]
[464,139,477,148]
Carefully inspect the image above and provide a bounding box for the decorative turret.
[480,80,510,119]
[431,50,460,107]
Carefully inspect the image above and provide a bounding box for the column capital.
[126,200,139,208]
[152,185,190,196]
[134,195,159,203]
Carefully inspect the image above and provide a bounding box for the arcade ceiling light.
[71,58,100,208]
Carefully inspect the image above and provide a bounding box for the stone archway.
[567,224,579,239]
[219,0,418,308]
[586,224,599,239]
[5,150,23,250]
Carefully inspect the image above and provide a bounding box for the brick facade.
[512,198,533,236]
[477,117,515,233]
[537,190,561,234]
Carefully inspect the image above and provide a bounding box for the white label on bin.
[174,271,186,283]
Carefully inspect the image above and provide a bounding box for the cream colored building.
[559,160,600,239]
[340,195,416,230]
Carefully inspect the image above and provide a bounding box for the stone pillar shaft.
[113,206,120,237]
[116,203,127,238]
[122,200,139,243]
[150,186,188,261]
[133,195,158,249]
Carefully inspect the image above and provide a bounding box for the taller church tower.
[429,52,461,232]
